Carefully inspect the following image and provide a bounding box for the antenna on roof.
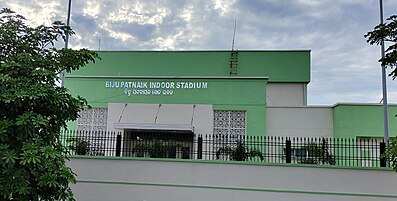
[229,17,238,76]
[231,17,237,51]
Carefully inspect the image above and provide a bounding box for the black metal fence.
[60,130,387,167]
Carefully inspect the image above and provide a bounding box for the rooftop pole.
[60,0,72,87]
[379,0,389,150]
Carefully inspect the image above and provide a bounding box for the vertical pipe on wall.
[380,142,386,167]
[197,135,203,159]
[285,139,291,163]
[303,83,307,106]
[115,134,122,157]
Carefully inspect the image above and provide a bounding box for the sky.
[1,0,396,105]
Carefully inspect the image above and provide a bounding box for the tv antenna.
[229,17,238,76]
[231,17,237,51]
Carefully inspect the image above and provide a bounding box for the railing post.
[321,138,326,164]
[380,142,386,167]
[286,139,291,163]
[116,134,122,157]
[197,135,203,159]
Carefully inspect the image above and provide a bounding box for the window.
[213,110,246,137]
[77,108,108,132]
[282,148,308,159]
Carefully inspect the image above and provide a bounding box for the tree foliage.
[133,140,182,158]
[383,138,397,171]
[297,142,336,165]
[0,8,98,200]
[216,141,264,161]
[366,14,397,171]
[365,15,397,78]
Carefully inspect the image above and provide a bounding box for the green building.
[65,51,397,200]
[65,50,397,142]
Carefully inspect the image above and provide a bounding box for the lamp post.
[379,0,389,152]
[60,0,72,87]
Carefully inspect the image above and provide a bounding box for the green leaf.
[1,150,17,164]
[365,14,397,79]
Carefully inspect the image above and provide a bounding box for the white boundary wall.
[68,157,397,201]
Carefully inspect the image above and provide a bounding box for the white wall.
[68,157,397,201]
[266,107,333,138]
[266,83,307,106]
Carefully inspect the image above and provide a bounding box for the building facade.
[65,50,397,140]
[64,50,397,201]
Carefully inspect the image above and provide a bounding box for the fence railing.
[60,130,387,167]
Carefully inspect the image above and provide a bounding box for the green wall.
[65,77,267,136]
[68,50,310,83]
[333,104,397,138]
[65,50,311,136]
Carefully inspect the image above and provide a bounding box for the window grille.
[77,108,108,132]
[213,110,246,137]
[75,108,109,155]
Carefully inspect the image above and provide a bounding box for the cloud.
[2,0,397,105]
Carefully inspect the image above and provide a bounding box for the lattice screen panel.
[214,110,246,137]
[77,108,108,132]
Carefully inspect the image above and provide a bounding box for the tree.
[0,8,98,200]
[366,15,397,170]
[365,15,397,78]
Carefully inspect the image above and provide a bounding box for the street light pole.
[60,0,72,87]
[379,0,389,149]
